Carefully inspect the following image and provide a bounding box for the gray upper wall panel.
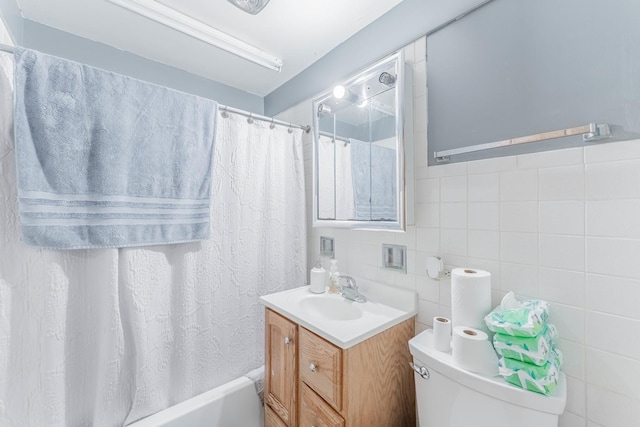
[426,0,640,164]
[0,0,23,44]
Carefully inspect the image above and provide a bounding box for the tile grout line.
[581,153,589,424]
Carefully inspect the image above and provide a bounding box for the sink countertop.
[260,277,417,349]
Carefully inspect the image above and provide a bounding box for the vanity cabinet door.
[265,309,298,427]
[299,382,345,427]
[266,405,289,427]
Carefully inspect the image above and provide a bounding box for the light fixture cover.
[227,0,271,15]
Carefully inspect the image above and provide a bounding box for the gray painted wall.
[427,0,640,165]
[0,0,22,44]
[21,20,263,113]
[264,0,488,117]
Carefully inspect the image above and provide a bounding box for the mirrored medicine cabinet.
[312,50,412,231]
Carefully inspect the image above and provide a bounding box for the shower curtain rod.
[318,130,350,144]
[0,43,311,133]
[219,105,311,133]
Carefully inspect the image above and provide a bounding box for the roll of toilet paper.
[451,268,492,331]
[452,326,499,376]
[433,316,452,352]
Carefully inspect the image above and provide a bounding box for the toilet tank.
[409,329,566,427]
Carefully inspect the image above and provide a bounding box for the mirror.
[312,51,408,230]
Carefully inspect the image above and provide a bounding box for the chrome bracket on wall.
[582,123,612,142]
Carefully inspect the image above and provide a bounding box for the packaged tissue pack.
[484,292,550,337]
[498,347,563,396]
[493,324,558,366]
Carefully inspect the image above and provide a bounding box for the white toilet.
[409,329,567,427]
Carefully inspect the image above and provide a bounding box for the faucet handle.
[338,275,357,289]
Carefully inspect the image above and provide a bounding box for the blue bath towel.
[350,138,397,221]
[13,48,218,249]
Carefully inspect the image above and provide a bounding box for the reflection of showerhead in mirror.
[317,103,332,117]
[379,72,397,87]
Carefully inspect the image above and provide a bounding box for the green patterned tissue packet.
[485,293,550,337]
[493,324,558,366]
[498,347,563,395]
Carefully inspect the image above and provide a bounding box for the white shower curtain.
[118,113,307,424]
[0,52,306,427]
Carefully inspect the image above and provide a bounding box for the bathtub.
[127,377,264,427]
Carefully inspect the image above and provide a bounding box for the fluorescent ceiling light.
[106,0,283,71]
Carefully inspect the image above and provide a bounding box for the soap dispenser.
[328,259,340,294]
[309,258,326,294]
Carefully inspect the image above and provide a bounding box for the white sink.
[260,278,417,349]
[298,295,363,321]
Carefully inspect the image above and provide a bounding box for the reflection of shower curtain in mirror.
[0,51,306,427]
[350,138,397,221]
[317,135,355,220]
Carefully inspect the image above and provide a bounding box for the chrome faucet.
[338,275,367,303]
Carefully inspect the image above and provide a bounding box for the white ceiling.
[15,0,405,96]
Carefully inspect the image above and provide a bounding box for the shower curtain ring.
[288,123,293,134]
[270,118,276,129]
[247,113,254,124]
[221,109,229,119]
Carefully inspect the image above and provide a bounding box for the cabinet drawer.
[299,327,342,411]
[299,383,344,427]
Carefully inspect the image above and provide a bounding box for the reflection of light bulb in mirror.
[332,85,347,99]
[357,99,368,108]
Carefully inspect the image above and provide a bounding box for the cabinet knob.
[309,363,317,372]
[284,337,292,345]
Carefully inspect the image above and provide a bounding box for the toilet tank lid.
[409,329,567,416]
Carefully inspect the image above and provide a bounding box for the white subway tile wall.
[279,37,640,427]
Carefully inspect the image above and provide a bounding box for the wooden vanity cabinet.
[264,308,415,427]
[265,309,298,426]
